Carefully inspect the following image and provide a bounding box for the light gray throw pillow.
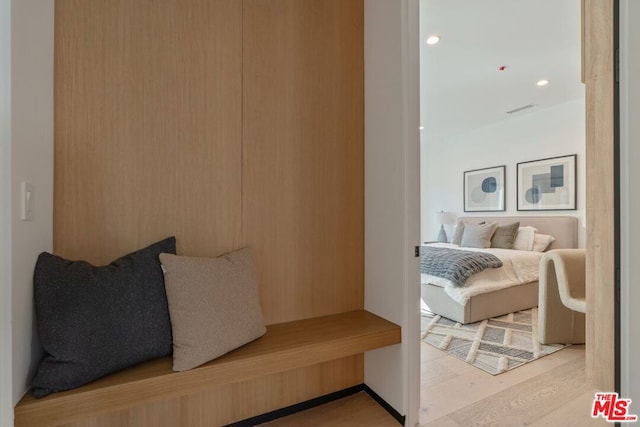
[490,222,520,249]
[460,222,498,248]
[159,247,266,371]
[452,222,465,245]
[452,220,485,245]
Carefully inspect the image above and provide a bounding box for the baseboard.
[226,385,364,427]
[362,384,406,426]
[227,383,406,426]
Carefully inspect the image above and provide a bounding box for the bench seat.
[15,310,401,427]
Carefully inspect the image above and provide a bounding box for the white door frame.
[619,0,639,405]
[363,0,421,425]
[402,0,421,425]
[0,0,12,425]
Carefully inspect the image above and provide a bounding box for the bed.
[421,216,579,324]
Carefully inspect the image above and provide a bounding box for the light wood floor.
[262,344,608,426]
[420,342,607,426]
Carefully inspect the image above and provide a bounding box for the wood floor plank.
[446,358,588,426]
[420,414,462,427]
[418,344,607,426]
[529,388,609,427]
[419,346,581,423]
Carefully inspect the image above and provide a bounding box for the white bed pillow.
[512,226,538,251]
[532,232,556,252]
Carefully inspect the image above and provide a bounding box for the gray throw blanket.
[421,246,503,287]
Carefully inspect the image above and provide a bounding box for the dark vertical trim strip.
[240,0,245,245]
[363,384,406,426]
[614,0,621,401]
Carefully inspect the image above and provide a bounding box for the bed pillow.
[451,222,465,245]
[533,233,556,252]
[32,237,176,398]
[512,226,538,251]
[490,222,520,249]
[452,220,485,245]
[460,222,498,248]
[160,247,266,371]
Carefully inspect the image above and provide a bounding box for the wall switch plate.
[21,181,34,221]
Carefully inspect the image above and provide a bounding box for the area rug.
[421,308,567,375]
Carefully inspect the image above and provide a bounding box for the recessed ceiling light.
[419,126,425,130]
[426,35,440,45]
[537,79,550,87]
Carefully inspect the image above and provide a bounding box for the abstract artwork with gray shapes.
[525,165,564,204]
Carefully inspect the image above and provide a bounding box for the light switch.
[21,181,33,221]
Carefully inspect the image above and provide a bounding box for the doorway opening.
[417,1,590,423]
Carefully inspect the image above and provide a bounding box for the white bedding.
[421,243,543,305]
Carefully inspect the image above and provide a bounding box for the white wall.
[8,0,54,418]
[420,98,586,246]
[620,0,640,406]
[364,0,420,425]
[0,0,12,425]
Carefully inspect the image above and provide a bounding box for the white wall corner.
[364,0,421,426]
[10,0,54,409]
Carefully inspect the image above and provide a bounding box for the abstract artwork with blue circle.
[463,165,506,212]
[517,154,577,211]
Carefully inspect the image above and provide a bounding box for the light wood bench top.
[15,310,401,427]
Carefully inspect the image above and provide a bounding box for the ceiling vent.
[506,104,535,114]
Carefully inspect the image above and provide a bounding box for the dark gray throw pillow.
[31,237,176,398]
[491,222,521,249]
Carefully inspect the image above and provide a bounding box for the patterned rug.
[421,308,567,375]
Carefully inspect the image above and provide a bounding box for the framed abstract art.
[463,165,506,212]
[517,154,577,211]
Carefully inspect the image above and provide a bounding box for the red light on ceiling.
[498,65,507,71]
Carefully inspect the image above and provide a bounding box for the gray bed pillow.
[460,222,498,248]
[491,222,521,249]
[32,237,176,398]
[452,222,465,245]
[452,220,485,245]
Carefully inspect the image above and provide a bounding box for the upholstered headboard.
[458,216,579,250]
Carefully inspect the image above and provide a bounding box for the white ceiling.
[419,0,585,142]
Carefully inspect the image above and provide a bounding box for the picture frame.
[463,165,506,212]
[517,154,577,211]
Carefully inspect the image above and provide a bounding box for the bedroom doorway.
[416,0,617,423]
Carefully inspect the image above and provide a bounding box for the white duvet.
[421,243,543,305]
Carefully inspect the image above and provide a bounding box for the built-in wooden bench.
[15,310,401,427]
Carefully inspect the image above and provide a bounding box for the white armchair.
[538,249,586,344]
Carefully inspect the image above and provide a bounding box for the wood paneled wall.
[57,357,363,427]
[583,0,615,390]
[242,0,364,324]
[54,1,364,419]
[54,0,364,326]
[54,0,244,264]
